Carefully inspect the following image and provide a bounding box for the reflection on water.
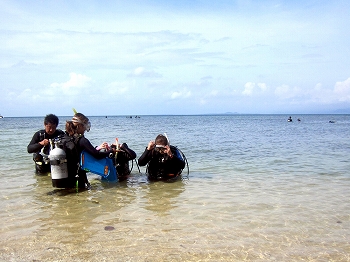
[141,179,186,216]
[1,172,350,261]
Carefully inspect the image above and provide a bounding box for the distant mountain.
[332,108,350,114]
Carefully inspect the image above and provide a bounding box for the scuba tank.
[49,141,69,188]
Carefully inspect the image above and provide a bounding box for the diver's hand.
[147,141,155,150]
[112,143,123,151]
[39,139,49,147]
[164,145,173,158]
[97,142,110,151]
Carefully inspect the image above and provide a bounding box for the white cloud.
[170,88,191,99]
[49,73,91,96]
[274,84,305,100]
[242,82,267,96]
[306,83,334,104]
[257,83,267,91]
[334,77,350,102]
[242,82,254,96]
[17,88,33,100]
[128,67,162,78]
[106,80,133,95]
[272,78,350,106]
[1,1,350,116]
[274,84,289,97]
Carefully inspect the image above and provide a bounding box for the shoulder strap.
[39,131,46,141]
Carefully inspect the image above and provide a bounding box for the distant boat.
[0,115,3,119]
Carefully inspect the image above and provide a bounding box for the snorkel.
[164,133,169,144]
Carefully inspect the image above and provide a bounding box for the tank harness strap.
[50,159,63,165]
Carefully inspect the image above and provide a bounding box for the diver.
[27,114,65,174]
[97,140,137,180]
[138,134,185,180]
[63,112,116,189]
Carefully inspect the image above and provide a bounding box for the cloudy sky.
[1,0,350,117]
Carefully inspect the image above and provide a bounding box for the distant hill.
[332,108,350,114]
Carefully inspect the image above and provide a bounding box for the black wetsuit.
[66,134,114,189]
[138,145,185,180]
[27,129,65,173]
[114,143,137,178]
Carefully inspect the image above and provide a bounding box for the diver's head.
[154,134,169,154]
[44,114,59,135]
[66,112,91,135]
[72,113,91,133]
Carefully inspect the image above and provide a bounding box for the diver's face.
[44,123,57,135]
[155,145,167,154]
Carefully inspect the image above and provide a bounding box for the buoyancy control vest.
[147,145,186,179]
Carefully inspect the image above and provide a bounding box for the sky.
[1,0,350,117]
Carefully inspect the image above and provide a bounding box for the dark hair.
[44,114,59,126]
[155,134,168,146]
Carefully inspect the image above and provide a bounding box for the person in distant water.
[138,134,185,180]
[287,116,293,122]
[27,114,65,174]
[64,113,116,189]
[96,141,137,180]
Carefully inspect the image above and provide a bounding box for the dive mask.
[72,116,91,132]
[155,144,167,154]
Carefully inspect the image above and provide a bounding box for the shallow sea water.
[0,114,349,261]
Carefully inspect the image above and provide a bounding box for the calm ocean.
[0,114,349,261]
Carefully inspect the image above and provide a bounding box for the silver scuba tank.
[49,144,69,188]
